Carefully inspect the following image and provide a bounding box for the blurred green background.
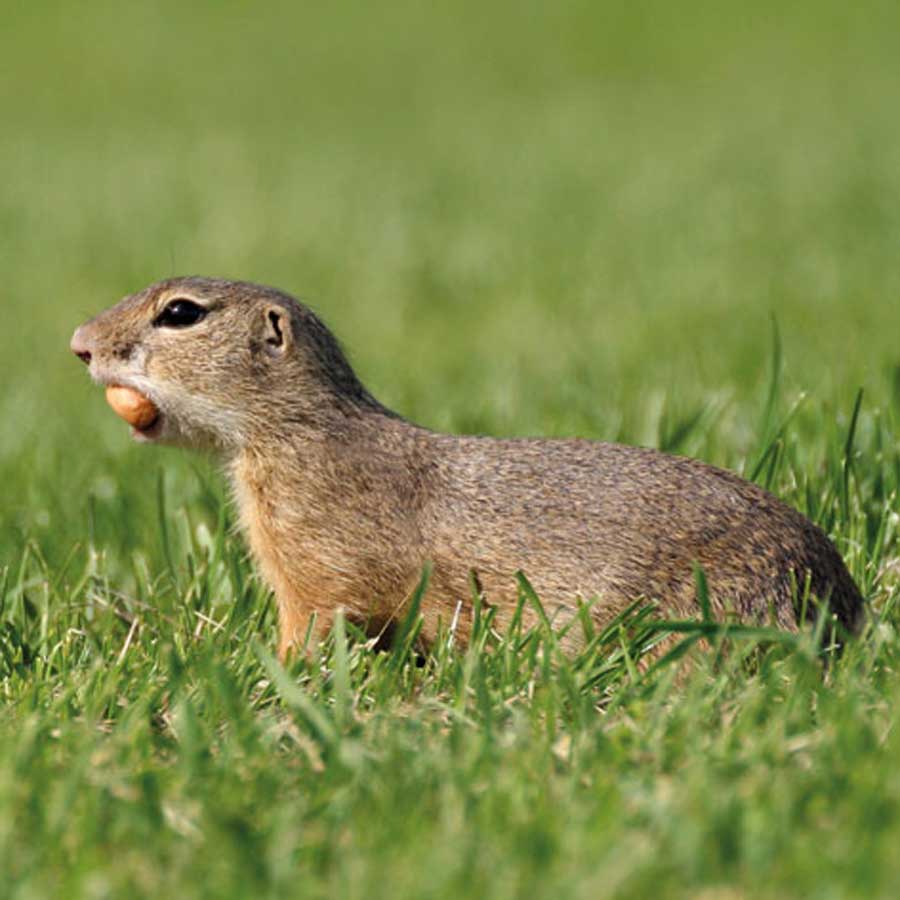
[3,1,899,554]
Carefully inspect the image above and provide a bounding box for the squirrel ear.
[263,306,292,356]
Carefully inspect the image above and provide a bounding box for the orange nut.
[105,386,159,430]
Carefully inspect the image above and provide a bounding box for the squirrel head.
[71,277,379,453]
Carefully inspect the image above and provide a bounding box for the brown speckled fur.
[72,277,865,657]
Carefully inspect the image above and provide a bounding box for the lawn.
[1,1,899,896]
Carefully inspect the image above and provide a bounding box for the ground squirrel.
[71,277,864,657]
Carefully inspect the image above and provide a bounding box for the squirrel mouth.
[131,412,163,442]
[104,385,163,442]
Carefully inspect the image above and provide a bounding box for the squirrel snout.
[70,326,93,365]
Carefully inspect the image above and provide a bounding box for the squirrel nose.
[70,327,93,365]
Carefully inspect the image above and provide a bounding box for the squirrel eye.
[154,299,207,328]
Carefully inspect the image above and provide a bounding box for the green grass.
[2,0,900,896]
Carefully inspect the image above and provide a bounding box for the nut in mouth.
[105,385,161,438]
